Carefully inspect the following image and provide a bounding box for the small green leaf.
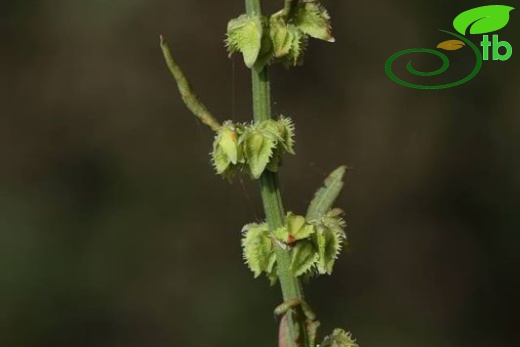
[453,5,515,35]
[293,1,335,42]
[226,14,263,68]
[306,166,347,221]
[290,240,319,276]
[320,329,359,347]
[243,128,276,179]
[241,223,275,277]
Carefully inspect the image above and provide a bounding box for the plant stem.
[245,1,310,347]
[159,36,221,132]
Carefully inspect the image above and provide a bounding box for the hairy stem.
[245,1,311,347]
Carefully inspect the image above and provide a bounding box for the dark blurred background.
[1,1,519,346]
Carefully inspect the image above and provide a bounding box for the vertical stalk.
[245,1,310,347]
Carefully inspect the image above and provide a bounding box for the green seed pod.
[241,223,275,278]
[226,14,263,68]
[211,121,242,176]
[270,14,295,59]
[293,1,335,43]
[290,240,319,276]
[243,127,276,179]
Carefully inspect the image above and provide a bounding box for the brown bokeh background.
[1,1,519,347]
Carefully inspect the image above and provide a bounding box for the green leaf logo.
[453,5,514,35]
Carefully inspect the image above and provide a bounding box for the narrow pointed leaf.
[306,166,347,221]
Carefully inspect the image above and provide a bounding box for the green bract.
[211,117,295,179]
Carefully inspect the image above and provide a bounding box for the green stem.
[245,1,310,347]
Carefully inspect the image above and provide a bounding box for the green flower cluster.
[241,209,347,284]
[226,0,334,68]
[212,117,295,179]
